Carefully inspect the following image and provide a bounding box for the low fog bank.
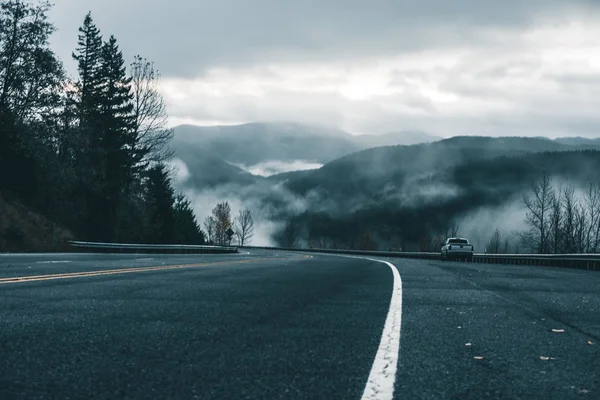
[458,178,600,253]
[182,187,283,246]
[168,158,190,182]
[169,154,531,248]
[169,153,600,251]
[180,183,307,246]
[170,158,309,246]
[459,198,528,252]
[236,160,323,177]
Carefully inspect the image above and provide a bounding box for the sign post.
[226,228,235,245]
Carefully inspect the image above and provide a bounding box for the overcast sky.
[48,0,600,137]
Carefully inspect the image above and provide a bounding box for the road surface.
[0,250,598,399]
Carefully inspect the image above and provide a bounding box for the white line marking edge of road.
[357,257,403,400]
[308,253,403,400]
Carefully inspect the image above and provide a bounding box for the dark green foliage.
[70,12,105,239]
[72,12,103,119]
[145,164,176,243]
[274,213,303,248]
[94,35,136,240]
[283,137,595,202]
[0,106,36,198]
[0,0,61,200]
[0,0,62,118]
[173,195,205,244]
[274,149,600,251]
[0,4,205,248]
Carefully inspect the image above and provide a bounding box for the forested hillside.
[271,144,600,252]
[282,136,598,207]
[0,1,204,250]
[170,123,442,167]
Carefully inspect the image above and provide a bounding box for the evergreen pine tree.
[173,194,205,244]
[145,164,175,243]
[71,12,105,239]
[72,12,104,130]
[96,35,136,239]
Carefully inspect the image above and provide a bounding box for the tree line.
[515,172,600,254]
[273,171,600,255]
[0,1,205,245]
[203,201,255,246]
[271,149,600,252]
[446,171,600,255]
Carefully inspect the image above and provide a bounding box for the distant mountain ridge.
[168,129,600,249]
[171,125,600,192]
[281,135,590,199]
[170,122,443,167]
[271,139,600,250]
[353,130,442,147]
[171,123,358,166]
[553,137,600,146]
[173,146,258,189]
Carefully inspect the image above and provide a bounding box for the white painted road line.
[35,261,72,264]
[359,258,403,400]
[297,250,403,398]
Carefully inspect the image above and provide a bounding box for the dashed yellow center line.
[0,256,305,285]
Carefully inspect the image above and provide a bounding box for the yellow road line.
[0,256,304,285]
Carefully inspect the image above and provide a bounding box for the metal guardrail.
[240,246,600,271]
[67,241,599,270]
[240,245,439,259]
[69,241,238,254]
[472,253,600,270]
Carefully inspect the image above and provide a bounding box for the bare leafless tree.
[538,182,600,254]
[486,229,501,253]
[502,237,510,254]
[561,187,579,253]
[203,216,215,244]
[447,221,460,238]
[129,55,173,169]
[584,183,600,252]
[522,171,554,253]
[234,208,254,246]
[278,215,302,248]
[358,230,377,250]
[211,201,232,245]
[548,191,562,253]
[430,220,460,251]
[576,204,587,252]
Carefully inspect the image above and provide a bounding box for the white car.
[441,237,474,261]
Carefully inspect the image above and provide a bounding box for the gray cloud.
[47,0,600,138]
[459,198,528,252]
[49,0,597,77]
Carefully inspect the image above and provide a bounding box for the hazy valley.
[169,123,600,251]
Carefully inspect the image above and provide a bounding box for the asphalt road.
[393,258,600,400]
[0,251,598,399]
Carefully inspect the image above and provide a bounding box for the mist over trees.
[268,150,600,253]
[520,175,600,254]
[0,2,204,247]
[234,208,254,246]
[211,201,233,245]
